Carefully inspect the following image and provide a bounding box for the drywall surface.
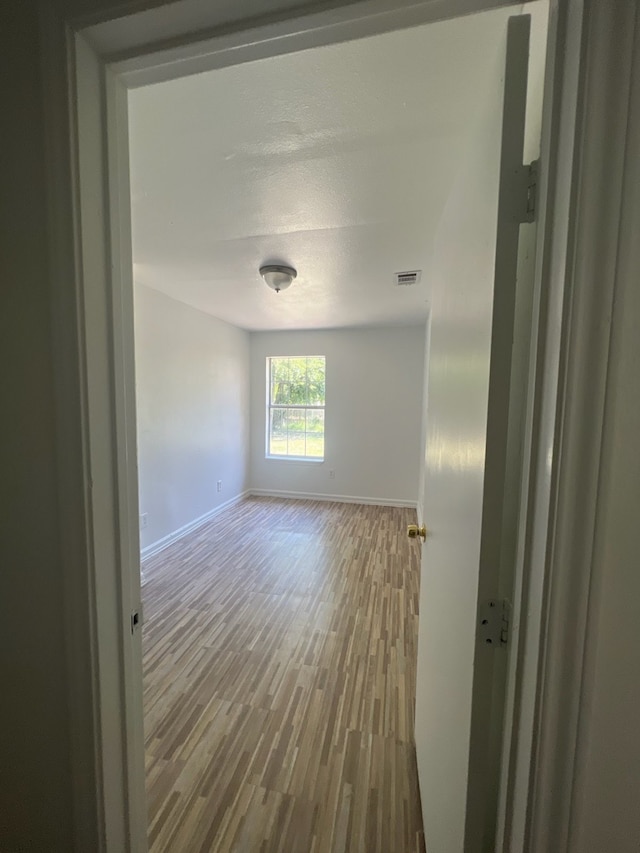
[0,7,73,849]
[134,284,250,550]
[249,327,425,505]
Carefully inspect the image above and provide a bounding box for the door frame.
[39,0,633,850]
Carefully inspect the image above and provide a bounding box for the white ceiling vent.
[394,270,422,287]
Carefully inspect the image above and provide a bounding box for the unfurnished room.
[126,3,547,851]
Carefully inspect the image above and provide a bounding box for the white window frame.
[266,356,326,461]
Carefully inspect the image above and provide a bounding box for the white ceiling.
[128,3,543,331]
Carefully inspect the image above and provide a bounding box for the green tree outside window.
[268,356,325,458]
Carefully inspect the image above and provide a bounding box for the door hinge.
[478,598,511,648]
[520,159,539,223]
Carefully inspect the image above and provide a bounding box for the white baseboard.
[249,489,417,509]
[141,490,250,561]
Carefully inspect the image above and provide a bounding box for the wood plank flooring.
[142,496,425,853]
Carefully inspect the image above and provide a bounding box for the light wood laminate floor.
[142,497,425,853]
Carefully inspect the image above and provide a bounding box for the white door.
[414,15,539,853]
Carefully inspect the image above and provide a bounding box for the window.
[267,356,325,459]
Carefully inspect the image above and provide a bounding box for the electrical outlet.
[329,469,335,480]
[140,513,148,529]
[217,480,222,493]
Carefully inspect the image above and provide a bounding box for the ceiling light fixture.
[259,264,297,294]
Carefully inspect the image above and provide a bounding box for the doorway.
[127,6,548,846]
[69,3,556,848]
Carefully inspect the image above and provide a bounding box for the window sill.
[265,456,325,463]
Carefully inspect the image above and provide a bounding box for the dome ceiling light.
[260,264,297,294]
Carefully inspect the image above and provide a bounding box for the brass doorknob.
[407,524,427,542]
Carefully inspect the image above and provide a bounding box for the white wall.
[134,284,250,551]
[250,327,425,505]
[1,9,74,848]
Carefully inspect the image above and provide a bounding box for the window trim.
[265,356,326,461]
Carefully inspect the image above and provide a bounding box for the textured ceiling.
[128,3,546,331]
